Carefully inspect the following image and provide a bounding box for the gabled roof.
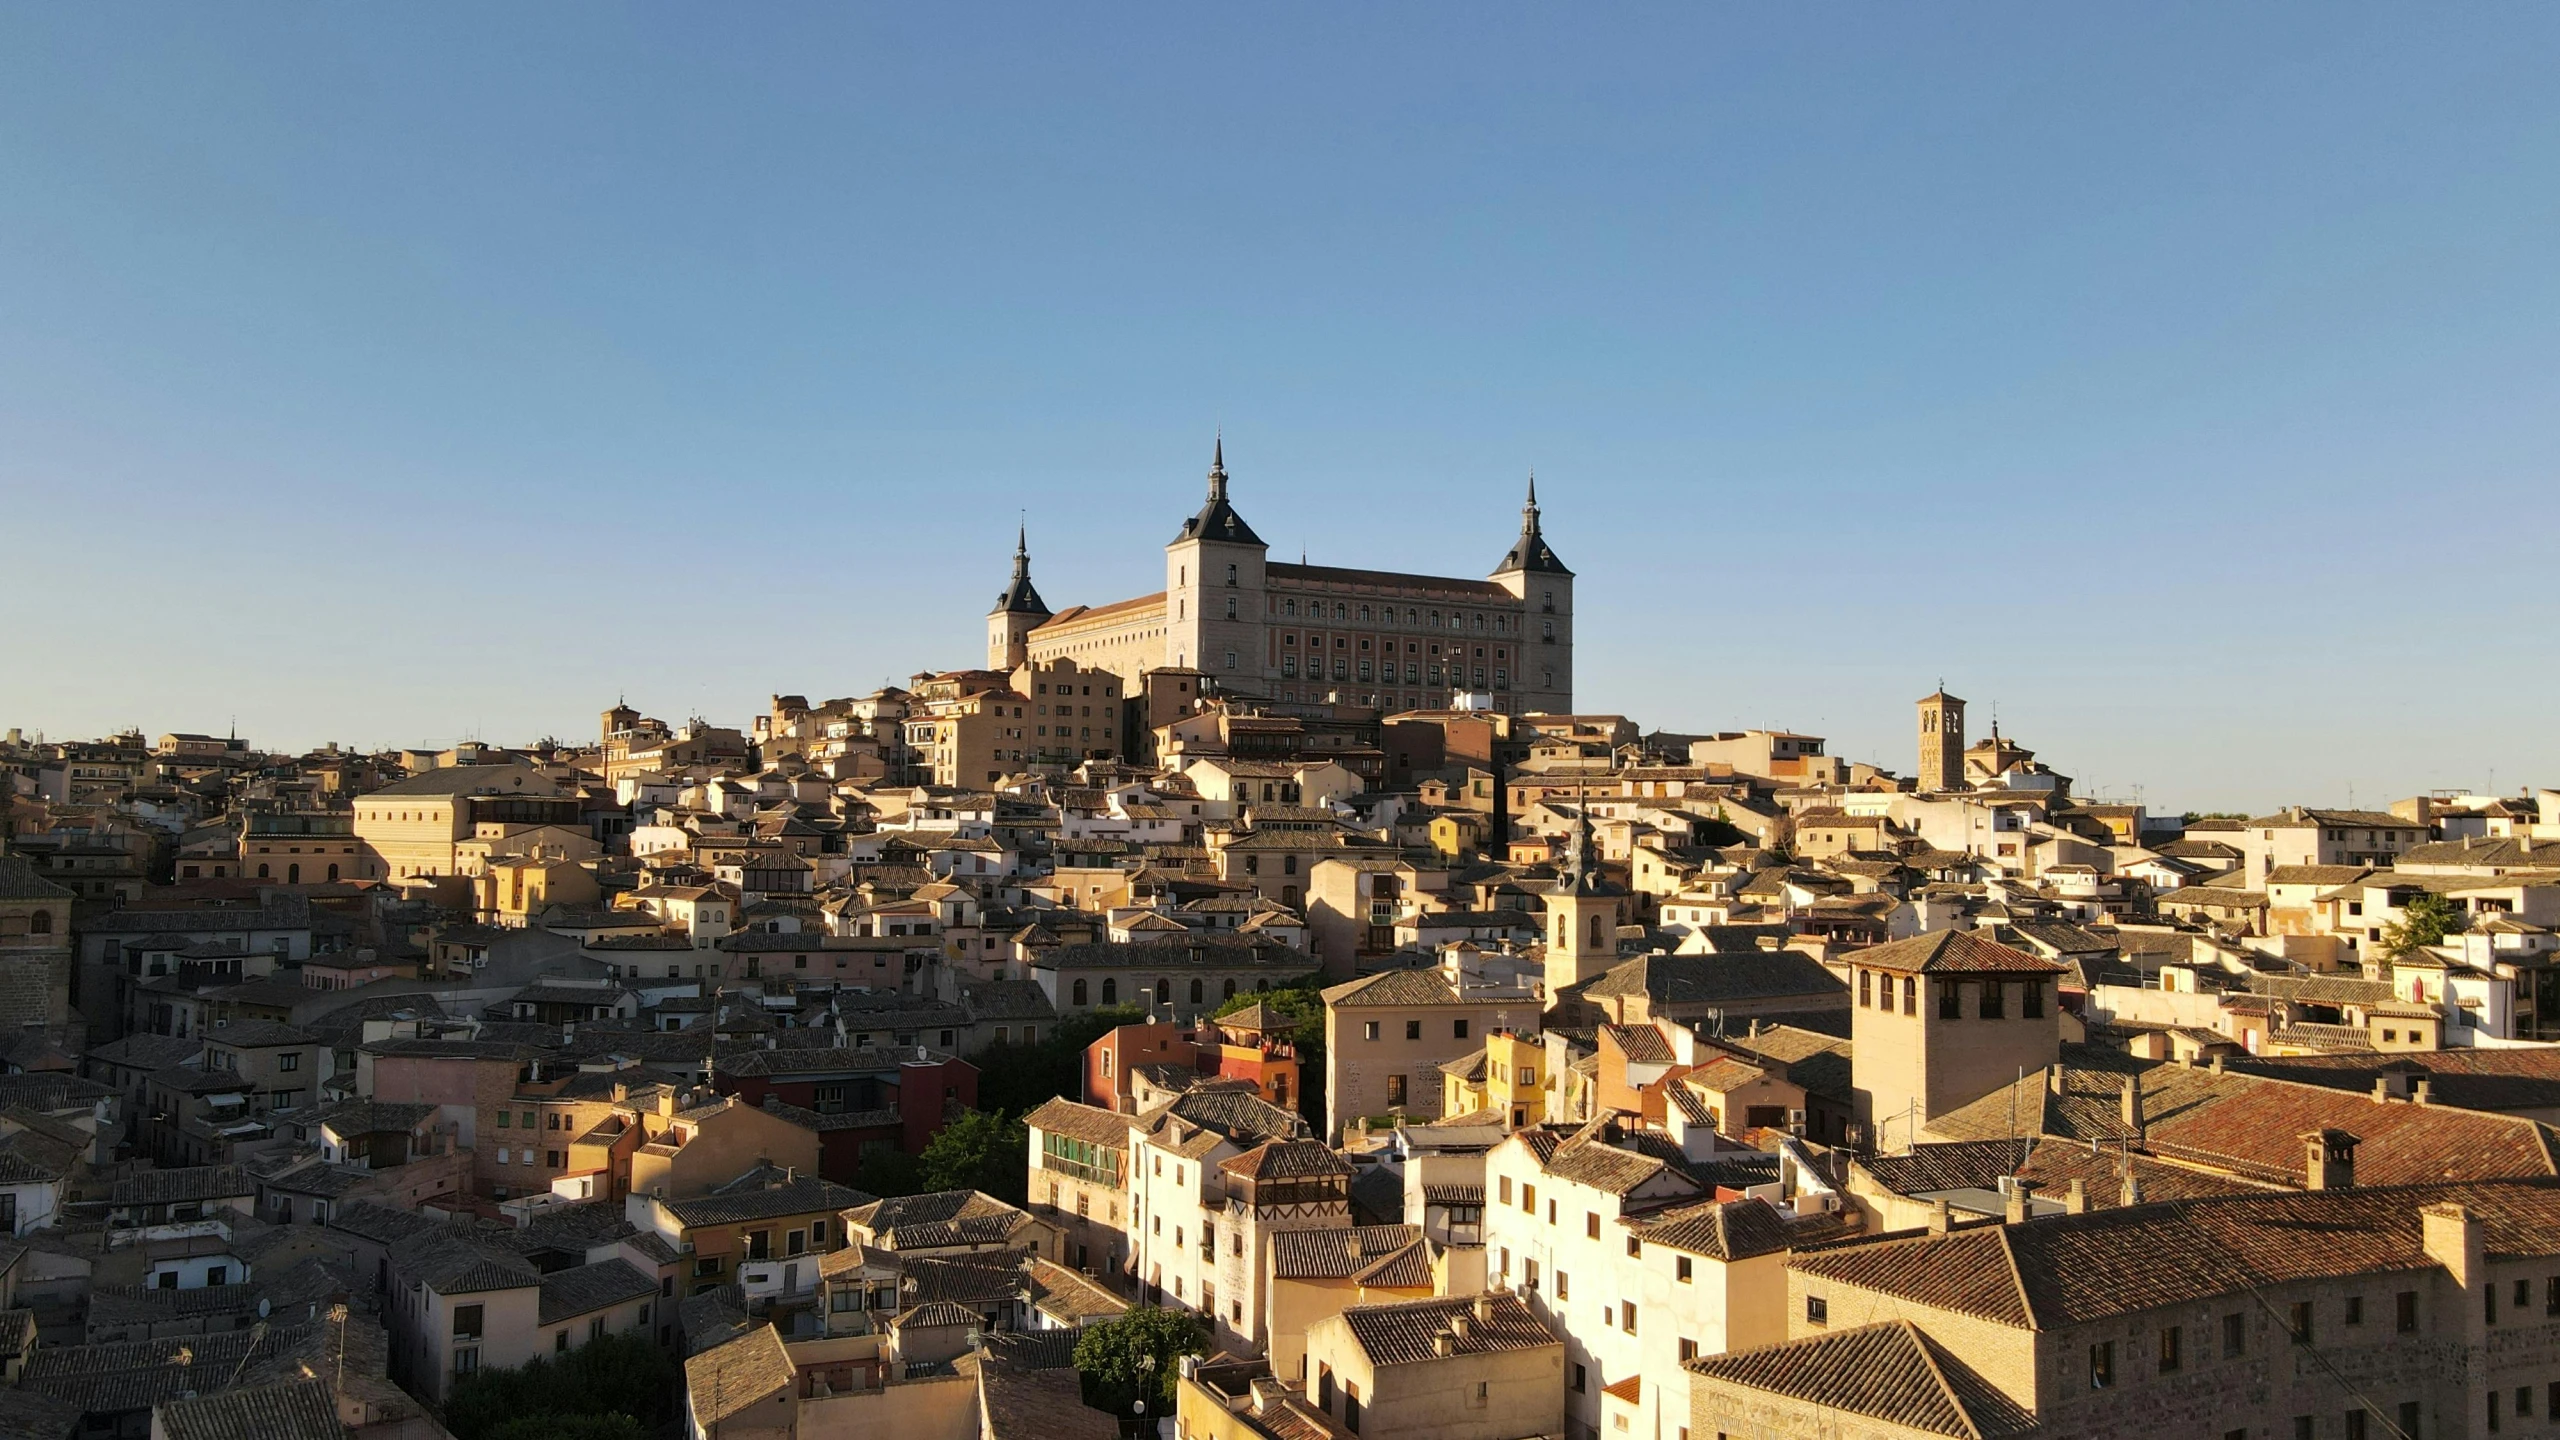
[843,1189,1027,1249]
[684,1324,794,1424]
[1219,1139,1353,1182]
[1321,969,1466,1008]
[666,1175,873,1228]
[1634,1197,1795,1262]
[1688,1320,2035,1439]
[1925,1050,2558,1188]
[1852,930,2068,977]
[1023,1097,1132,1149]
[1581,951,1845,1006]
[537,1259,658,1325]
[1339,1292,1558,1366]
[1790,1180,2560,1333]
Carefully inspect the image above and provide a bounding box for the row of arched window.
[1070,975,1270,1007]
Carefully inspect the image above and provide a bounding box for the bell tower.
[1491,473,1574,714]
[988,523,1051,671]
[1542,805,1625,998]
[1918,686,1966,794]
[1164,435,1268,678]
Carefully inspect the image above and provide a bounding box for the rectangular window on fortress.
[1938,982,1962,1020]
[2022,982,2044,1018]
[2158,1325,2181,1372]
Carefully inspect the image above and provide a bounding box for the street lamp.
[1135,1351,1159,1420]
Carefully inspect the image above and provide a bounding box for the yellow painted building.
[1438,1030,1549,1129]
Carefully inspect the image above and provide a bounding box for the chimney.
[2065,1179,2088,1215]
[1928,1197,1952,1234]
[1473,1293,1495,1325]
[2374,1078,2393,1104]
[2421,1202,2482,1292]
[2047,1066,2065,1097]
[2414,1078,2433,1106]
[2304,1129,2358,1190]
[1450,1313,1474,1341]
[1433,1331,1456,1357]
[2120,1078,2145,1140]
[2208,1054,2224,1074]
[2004,1179,2040,1225]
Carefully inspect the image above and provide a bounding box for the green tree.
[2382,890,2467,959]
[1072,1305,1207,1417]
[856,1143,926,1198]
[968,1003,1148,1116]
[920,1106,1029,1205]
[440,1332,676,1440]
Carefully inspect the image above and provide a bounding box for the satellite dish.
[257,1297,271,1318]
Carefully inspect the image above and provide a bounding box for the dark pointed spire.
[1177,431,1265,547]
[992,521,1050,617]
[1494,469,1573,576]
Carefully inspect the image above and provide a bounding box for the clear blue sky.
[6,6,2557,812]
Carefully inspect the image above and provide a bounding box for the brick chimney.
[2120,1077,2145,1140]
[2003,1178,2040,1225]
[2303,1129,2358,1190]
[1928,1197,1952,1234]
[2065,1179,2088,1215]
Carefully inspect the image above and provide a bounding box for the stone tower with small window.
[1917,687,1967,794]
[987,524,1051,671]
[1164,437,1270,679]
[1848,929,2064,1152]
[1491,475,1575,716]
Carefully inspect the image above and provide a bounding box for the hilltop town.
[5,463,2557,1440]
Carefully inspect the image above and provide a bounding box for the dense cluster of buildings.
[7,460,2560,1440]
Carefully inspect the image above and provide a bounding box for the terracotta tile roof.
[1272,1226,1424,1280]
[1633,1197,1794,1261]
[844,1190,1028,1250]
[666,1175,873,1228]
[683,1324,794,1424]
[1024,1097,1132,1149]
[1339,1292,1558,1366]
[1689,1319,2036,1439]
[1579,951,1845,1005]
[1142,1087,1306,1150]
[537,1258,657,1325]
[1220,1139,1354,1181]
[979,1363,1118,1439]
[1856,1138,2265,1209]
[1684,1056,1770,1093]
[2225,1051,2560,1114]
[1026,1258,1129,1324]
[153,1377,342,1440]
[1601,1024,1674,1064]
[1793,1179,2560,1331]
[1351,1241,1434,1289]
[1923,1050,2558,1188]
[110,1165,253,1208]
[1320,969,1466,1007]
[1853,930,2068,976]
